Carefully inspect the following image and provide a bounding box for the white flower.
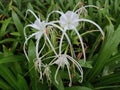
[47,7,105,64]
[31,20,46,39]
[23,9,58,61]
[50,54,83,87]
[60,11,79,30]
[58,11,86,62]
[23,5,105,86]
[24,10,46,40]
[47,10,86,61]
[59,10,104,62]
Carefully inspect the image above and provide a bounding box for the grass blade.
[86,25,120,81]
[12,10,24,37]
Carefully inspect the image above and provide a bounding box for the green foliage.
[0,0,120,90]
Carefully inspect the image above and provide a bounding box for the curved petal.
[36,36,41,59]
[24,24,34,39]
[74,28,86,62]
[47,10,65,22]
[47,22,75,57]
[67,55,83,82]
[75,5,99,13]
[64,33,76,57]
[78,18,105,38]
[59,11,79,29]
[38,40,46,56]
[59,33,64,55]
[23,32,38,61]
[26,9,40,21]
[66,65,72,87]
[81,30,100,36]
[44,33,58,56]
[54,63,61,84]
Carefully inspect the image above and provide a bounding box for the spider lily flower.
[59,10,104,61]
[46,4,104,61]
[47,11,77,57]
[59,11,79,30]
[50,54,83,87]
[58,10,104,38]
[23,9,58,61]
[58,11,86,62]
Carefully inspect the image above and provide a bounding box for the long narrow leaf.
[28,40,40,90]
[86,25,120,81]
[0,65,18,89]
[0,18,11,39]
[12,10,24,37]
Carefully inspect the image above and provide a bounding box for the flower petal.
[77,18,105,38]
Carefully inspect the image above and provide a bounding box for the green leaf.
[79,60,92,68]
[0,55,25,64]
[2,45,13,57]
[0,65,18,89]
[107,53,120,64]
[28,40,40,90]
[12,10,24,37]
[51,66,64,90]
[0,38,15,44]
[94,73,120,86]
[34,0,45,8]
[0,18,11,39]
[86,25,120,81]
[0,78,12,90]
[13,0,21,9]
[17,74,29,90]
[11,5,25,19]
[10,32,21,36]
[95,85,120,90]
[65,86,93,90]
[114,0,119,14]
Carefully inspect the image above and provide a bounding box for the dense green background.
[0,0,120,90]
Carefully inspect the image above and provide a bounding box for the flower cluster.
[23,4,104,86]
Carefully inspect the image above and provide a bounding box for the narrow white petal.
[23,32,38,61]
[25,32,38,44]
[66,65,72,87]
[78,19,105,38]
[26,9,39,20]
[74,28,86,62]
[47,10,65,22]
[24,24,34,39]
[23,42,29,61]
[47,22,64,32]
[67,55,83,82]
[64,33,76,57]
[36,37,41,59]
[59,33,64,55]
[48,22,75,56]
[84,5,99,9]
[38,41,46,56]
[44,33,58,56]
[75,5,99,13]
[81,30,100,36]
[55,64,61,84]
